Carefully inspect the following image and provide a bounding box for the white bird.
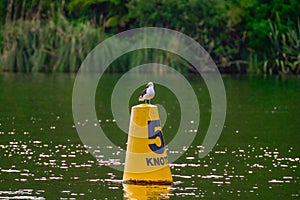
[139,82,155,104]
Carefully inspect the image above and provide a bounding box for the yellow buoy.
[123,104,172,185]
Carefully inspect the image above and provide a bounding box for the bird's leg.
[145,100,150,104]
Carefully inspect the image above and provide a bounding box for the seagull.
[139,82,155,104]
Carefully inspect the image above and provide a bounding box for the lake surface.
[0,73,299,199]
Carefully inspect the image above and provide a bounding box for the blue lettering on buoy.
[153,157,160,165]
[146,156,168,166]
[146,158,153,166]
[148,120,165,154]
[160,157,164,165]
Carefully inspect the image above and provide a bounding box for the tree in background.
[0,0,299,74]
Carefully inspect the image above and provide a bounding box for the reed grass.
[0,0,105,72]
[1,13,106,72]
[0,14,192,73]
[260,20,300,75]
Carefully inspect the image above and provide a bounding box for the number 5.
[148,120,165,154]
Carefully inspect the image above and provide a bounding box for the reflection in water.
[123,184,172,200]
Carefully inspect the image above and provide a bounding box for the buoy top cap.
[134,104,157,108]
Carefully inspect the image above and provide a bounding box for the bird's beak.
[146,83,150,87]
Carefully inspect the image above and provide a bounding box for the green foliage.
[67,0,129,30]
[0,0,299,74]
[127,0,242,70]
[0,0,8,24]
[261,20,300,74]
[242,0,300,54]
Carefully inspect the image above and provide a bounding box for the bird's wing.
[140,88,147,98]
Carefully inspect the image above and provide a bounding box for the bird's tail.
[138,96,144,101]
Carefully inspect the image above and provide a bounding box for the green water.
[0,73,299,199]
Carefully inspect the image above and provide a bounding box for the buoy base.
[123,180,172,185]
[123,165,172,185]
